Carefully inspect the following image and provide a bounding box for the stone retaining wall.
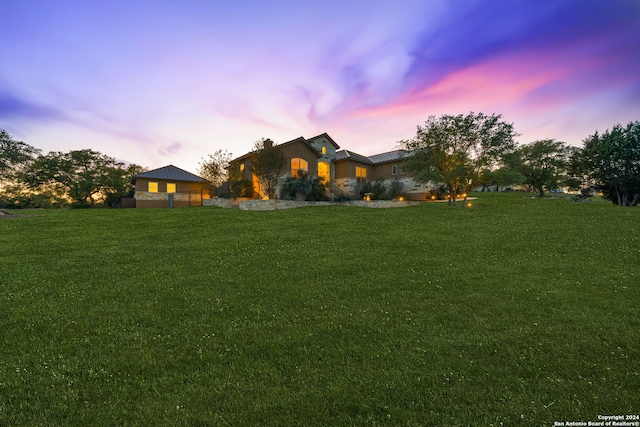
[202,198,420,211]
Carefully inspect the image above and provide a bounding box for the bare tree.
[251,138,287,199]
[198,149,232,188]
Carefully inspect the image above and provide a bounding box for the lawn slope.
[1,193,638,426]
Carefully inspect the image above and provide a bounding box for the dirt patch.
[0,210,38,219]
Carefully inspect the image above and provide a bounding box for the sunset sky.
[1,0,639,172]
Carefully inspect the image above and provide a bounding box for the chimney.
[263,138,273,149]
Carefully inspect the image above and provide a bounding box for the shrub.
[388,179,405,200]
[371,178,387,200]
[281,173,327,201]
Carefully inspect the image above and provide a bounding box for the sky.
[1,0,639,173]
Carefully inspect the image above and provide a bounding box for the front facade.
[132,165,210,208]
[229,133,430,200]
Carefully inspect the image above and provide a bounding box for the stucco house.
[132,165,210,208]
[229,133,429,200]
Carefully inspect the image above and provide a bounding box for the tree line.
[3,115,639,208]
[0,130,145,208]
[400,113,640,207]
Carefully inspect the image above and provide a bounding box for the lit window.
[167,183,176,193]
[240,163,245,172]
[148,182,158,192]
[392,165,397,175]
[291,158,308,177]
[321,146,327,155]
[356,166,367,182]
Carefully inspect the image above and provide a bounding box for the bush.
[281,173,327,201]
[426,184,449,200]
[388,179,405,200]
[332,193,353,202]
[371,178,387,200]
[229,179,254,198]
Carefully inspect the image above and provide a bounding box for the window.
[148,182,158,192]
[240,163,245,172]
[356,166,367,182]
[400,166,406,175]
[167,183,176,193]
[392,165,397,175]
[321,146,327,155]
[291,158,308,177]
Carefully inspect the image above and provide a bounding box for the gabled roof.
[279,136,322,158]
[132,165,207,183]
[334,150,373,164]
[368,150,405,164]
[229,136,323,164]
[306,132,341,150]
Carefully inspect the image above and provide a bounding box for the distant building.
[132,165,209,208]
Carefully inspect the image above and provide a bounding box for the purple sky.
[1,0,639,172]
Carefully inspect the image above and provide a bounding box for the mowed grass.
[1,193,638,426]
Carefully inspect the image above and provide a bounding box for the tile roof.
[133,165,207,183]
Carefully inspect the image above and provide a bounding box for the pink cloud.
[347,51,573,122]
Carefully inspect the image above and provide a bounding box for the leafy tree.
[198,149,232,188]
[0,130,40,180]
[251,138,287,199]
[565,146,594,193]
[400,112,518,206]
[581,121,640,206]
[23,149,144,207]
[480,166,525,192]
[513,139,572,197]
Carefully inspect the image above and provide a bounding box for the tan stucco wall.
[134,179,208,208]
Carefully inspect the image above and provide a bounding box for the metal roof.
[367,150,405,164]
[132,165,207,183]
[333,150,373,164]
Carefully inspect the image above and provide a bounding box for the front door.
[318,161,330,183]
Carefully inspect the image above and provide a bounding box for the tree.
[580,121,640,206]
[513,139,572,197]
[251,138,287,199]
[198,149,232,189]
[480,166,525,192]
[400,112,518,206]
[0,130,40,180]
[23,149,144,207]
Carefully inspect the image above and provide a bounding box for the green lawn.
[1,193,638,426]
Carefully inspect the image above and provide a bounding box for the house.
[132,165,210,208]
[229,133,430,200]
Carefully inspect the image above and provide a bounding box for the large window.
[167,183,176,193]
[291,158,308,177]
[356,166,367,182]
[148,182,158,192]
